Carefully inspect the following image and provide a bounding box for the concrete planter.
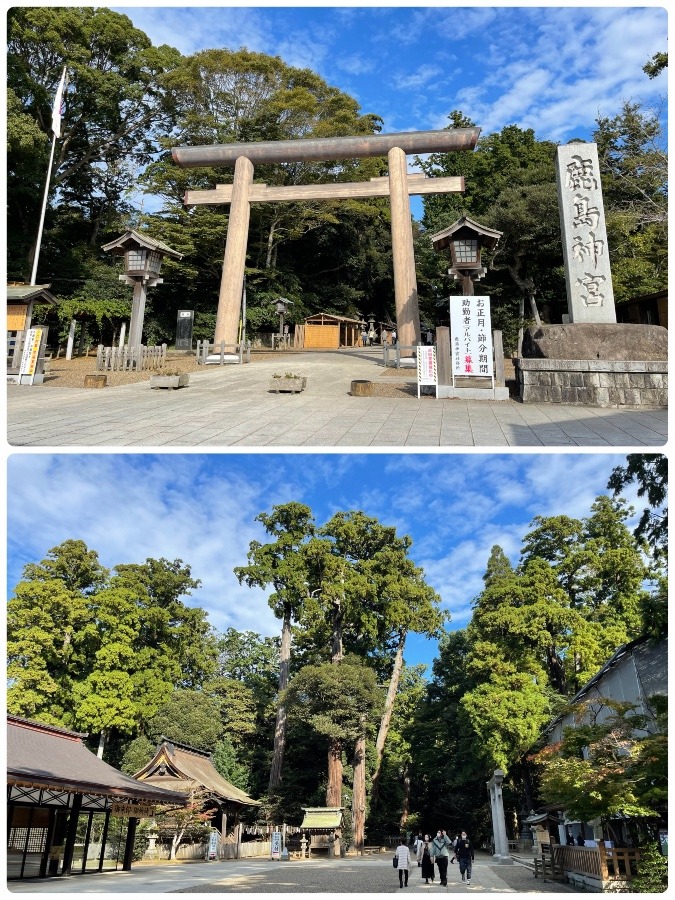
[150,373,190,390]
[269,376,306,393]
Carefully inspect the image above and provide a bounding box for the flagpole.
[30,132,57,286]
[30,64,67,286]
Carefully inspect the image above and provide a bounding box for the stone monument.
[555,142,616,323]
[515,141,667,408]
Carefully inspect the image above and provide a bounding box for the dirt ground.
[40,351,422,397]
[39,351,516,399]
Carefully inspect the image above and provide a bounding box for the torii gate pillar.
[174,128,479,349]
[388,147,421,348]
[214,156,254,347]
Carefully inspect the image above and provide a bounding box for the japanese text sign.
[450,296,493,378]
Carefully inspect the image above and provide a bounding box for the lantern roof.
[101,229,183,260]
[430,216,502,252]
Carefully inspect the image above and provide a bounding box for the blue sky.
[116,5,667,141]
[7,452,642,672]
[113,4,668,218]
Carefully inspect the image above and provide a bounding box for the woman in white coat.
[395,837,412,888]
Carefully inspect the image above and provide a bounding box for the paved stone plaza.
[8,854,576,894]
[7,350,667,448]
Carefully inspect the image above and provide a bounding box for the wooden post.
[493,330,505,387]
[61,793,82,876]
[215,155,254,348]
[128,280,147,350]
[388,147,421,350]
[123,818,138,871]
[436,326,452,387]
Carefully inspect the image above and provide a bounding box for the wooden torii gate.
[173,128,480,350]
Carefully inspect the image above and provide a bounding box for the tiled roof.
[134,740,259,806]
[7,284,58,304]
[7,716,186,804]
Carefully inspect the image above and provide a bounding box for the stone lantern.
[431,216,502,295]
[102,230,183,350]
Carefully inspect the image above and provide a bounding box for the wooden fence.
[172,840,271,861]
[96,344,167,372]
[550,843,641,887]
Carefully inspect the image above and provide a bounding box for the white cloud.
[394,65,443,92]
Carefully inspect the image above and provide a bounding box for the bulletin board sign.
[450,296,494,384]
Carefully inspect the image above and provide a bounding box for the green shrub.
[631,842,668,893]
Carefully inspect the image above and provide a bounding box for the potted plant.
[150,370,190,389]
[269,372,306,393]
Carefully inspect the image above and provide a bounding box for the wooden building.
[616,290,667,329]
[7,715,186,881]
[299,807,344,856]
[6,283,58,333]
[134,738,260,856]
[300,314,366,349]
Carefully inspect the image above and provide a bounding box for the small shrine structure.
[300,313,366,349]
[299,807,344,857]
[134,738,259,857]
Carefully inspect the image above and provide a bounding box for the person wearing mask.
[420,835,435,884]
[413,832,424,865]
[455,831,475,884]
[394,836,412,888]
[431,829,452,886]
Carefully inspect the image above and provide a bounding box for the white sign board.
[416,345,437,398]
[19,327,43,378]
[271,831,282,860]
[208,830,219,860]
[450,296,493,379]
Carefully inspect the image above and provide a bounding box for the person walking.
[395,836,411,888]
[361,327,368,347]
[420,835,435,884]
[455,830,475,885]
[431,829,452,886]
[413,832,424,865]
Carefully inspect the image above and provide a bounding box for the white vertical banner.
[271,831,282,860]
[51,66,68,137]
[450,296,493,378]
[416,345,437,398]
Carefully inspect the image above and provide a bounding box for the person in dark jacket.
[455,831,475,884]
[420,835,435,884]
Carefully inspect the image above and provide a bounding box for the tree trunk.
[266,220,278,270]
[97,728,108,759]
[399,762,411,829]
[268,605,292,792]
[370,632,406,806]
[326,739,343,807]
[517,295,525,357]
[352,728,366,852]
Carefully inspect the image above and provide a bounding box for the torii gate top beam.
[172,127,480,168]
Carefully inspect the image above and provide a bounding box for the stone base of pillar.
[492,854,515,864]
